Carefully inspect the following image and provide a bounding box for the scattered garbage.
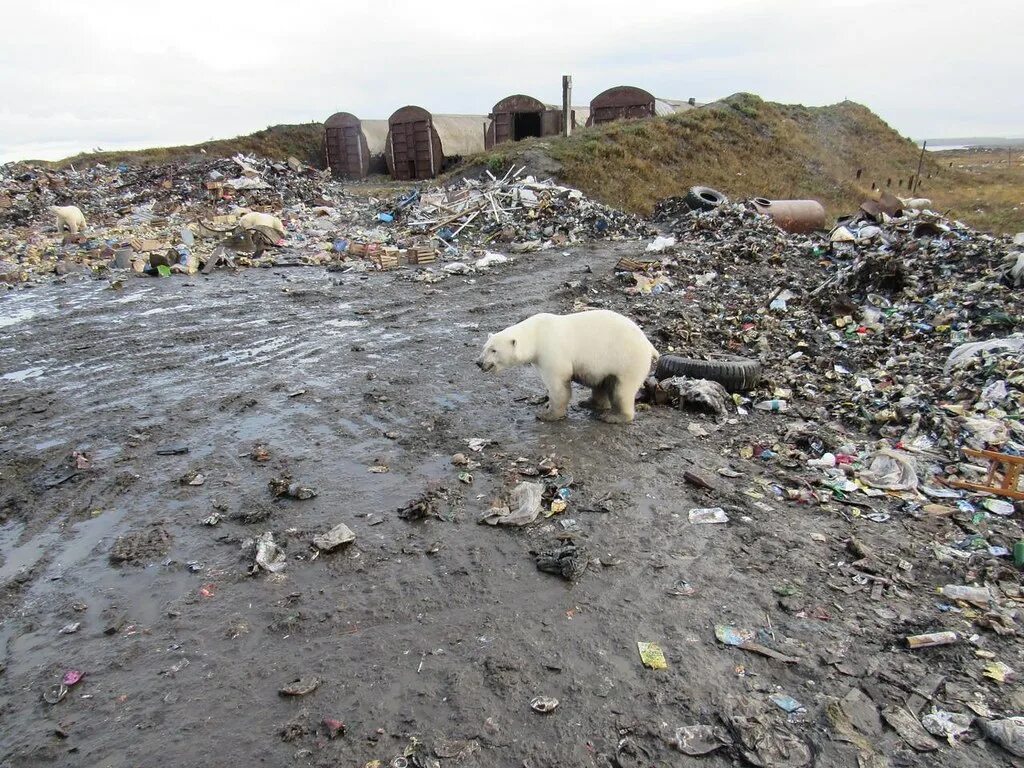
[279,678,321,697]
[532,544,587,580]
[530,696,559,714]
[245,531,287,574]
[671,724,733,756]
[982,717,1024,757]
[268,478,318,500]
[480,482,544,526]
[921,710,973,745]
[715,625,800,663]
[905,631,958,649]
[636,641,668,670]
[312,523,356,552]
[1,155,648,286]
[688,507,729,525]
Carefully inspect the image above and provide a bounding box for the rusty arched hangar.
[484,94,588,150]
[586,85,696,126]
[323,112,389,180]
[385,106,487,181]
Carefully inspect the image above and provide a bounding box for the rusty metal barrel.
[749,198,826,234]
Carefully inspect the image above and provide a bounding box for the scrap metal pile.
[0,156,649,285]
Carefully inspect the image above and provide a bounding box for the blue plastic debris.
[769,693,804,713]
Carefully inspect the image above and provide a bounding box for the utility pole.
[913,140,927,194]
[562,75,572,138]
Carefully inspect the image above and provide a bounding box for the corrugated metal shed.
[323,112,389,179]
[385,106,487,180]
[588,87,696,126]
[486,94,563,149]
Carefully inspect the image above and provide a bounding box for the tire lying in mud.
[655,355,761,392]
[685,186,727,212]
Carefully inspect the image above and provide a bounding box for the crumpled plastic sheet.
[961,416,1010,448]
[480,481,543,526]
[943,335,1024,374]
[856,449,919,491]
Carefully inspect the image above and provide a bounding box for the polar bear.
[237,211,286,240]
[49,205,87,235]
[476,309,659,423]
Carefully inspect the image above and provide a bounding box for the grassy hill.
[41,123,326,169]
[472,93,1022,233]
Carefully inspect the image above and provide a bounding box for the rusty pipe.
[749,198,826,234]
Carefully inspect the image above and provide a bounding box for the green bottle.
[1015,540,1024,568]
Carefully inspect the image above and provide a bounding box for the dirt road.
[0,247,1012,767]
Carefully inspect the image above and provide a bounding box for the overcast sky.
[1,0,1019,163]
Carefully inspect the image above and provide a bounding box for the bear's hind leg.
[599,377,637,423]
[580,380,612,411]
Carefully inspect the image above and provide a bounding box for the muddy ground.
[1,245,1020,767]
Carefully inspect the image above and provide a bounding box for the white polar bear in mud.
[49,205,87,235]
[476,309,659,423]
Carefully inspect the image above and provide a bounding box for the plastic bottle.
[1014,540,1024,568]
[754,399,788,412]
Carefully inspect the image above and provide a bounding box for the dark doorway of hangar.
[512,112,542,141]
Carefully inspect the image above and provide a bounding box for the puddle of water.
[139,303,193,317]
[323,318,364,329]
[0,306,37,329]
[0,519,63,582]
[1,366,45,382]
[41,506,130,579]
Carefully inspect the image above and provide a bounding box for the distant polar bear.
[49,205,87,235]
[476,309,659,423]
[237,211,286,239]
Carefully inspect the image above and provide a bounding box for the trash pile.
[598,201,1023,469]
[565,198,1024,762]
[391,167,652,252]
[0,156,648,286]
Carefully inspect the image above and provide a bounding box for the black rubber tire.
[655,355,761,392]
[684,186,727,212]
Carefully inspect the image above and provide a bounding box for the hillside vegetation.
[41,123,325,169]
[474,93,1022,233]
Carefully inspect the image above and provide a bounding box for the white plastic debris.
[646,235,676,253]
[248,531,286,574]
[474,252,510,270]
[688,507,729,524]
[943,335,1024,374]
[857,450,918,491]
[480,482,544,526]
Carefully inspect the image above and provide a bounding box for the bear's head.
[476,329,520,373]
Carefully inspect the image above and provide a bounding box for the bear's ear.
[486,333,494,341]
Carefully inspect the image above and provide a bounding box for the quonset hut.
[586,86,696,126]
[484,94,588,149]
[323,112,389,180]
[385,106,487,180]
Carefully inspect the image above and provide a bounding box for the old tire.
[685,186,727,212]
[655,355,761,392]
